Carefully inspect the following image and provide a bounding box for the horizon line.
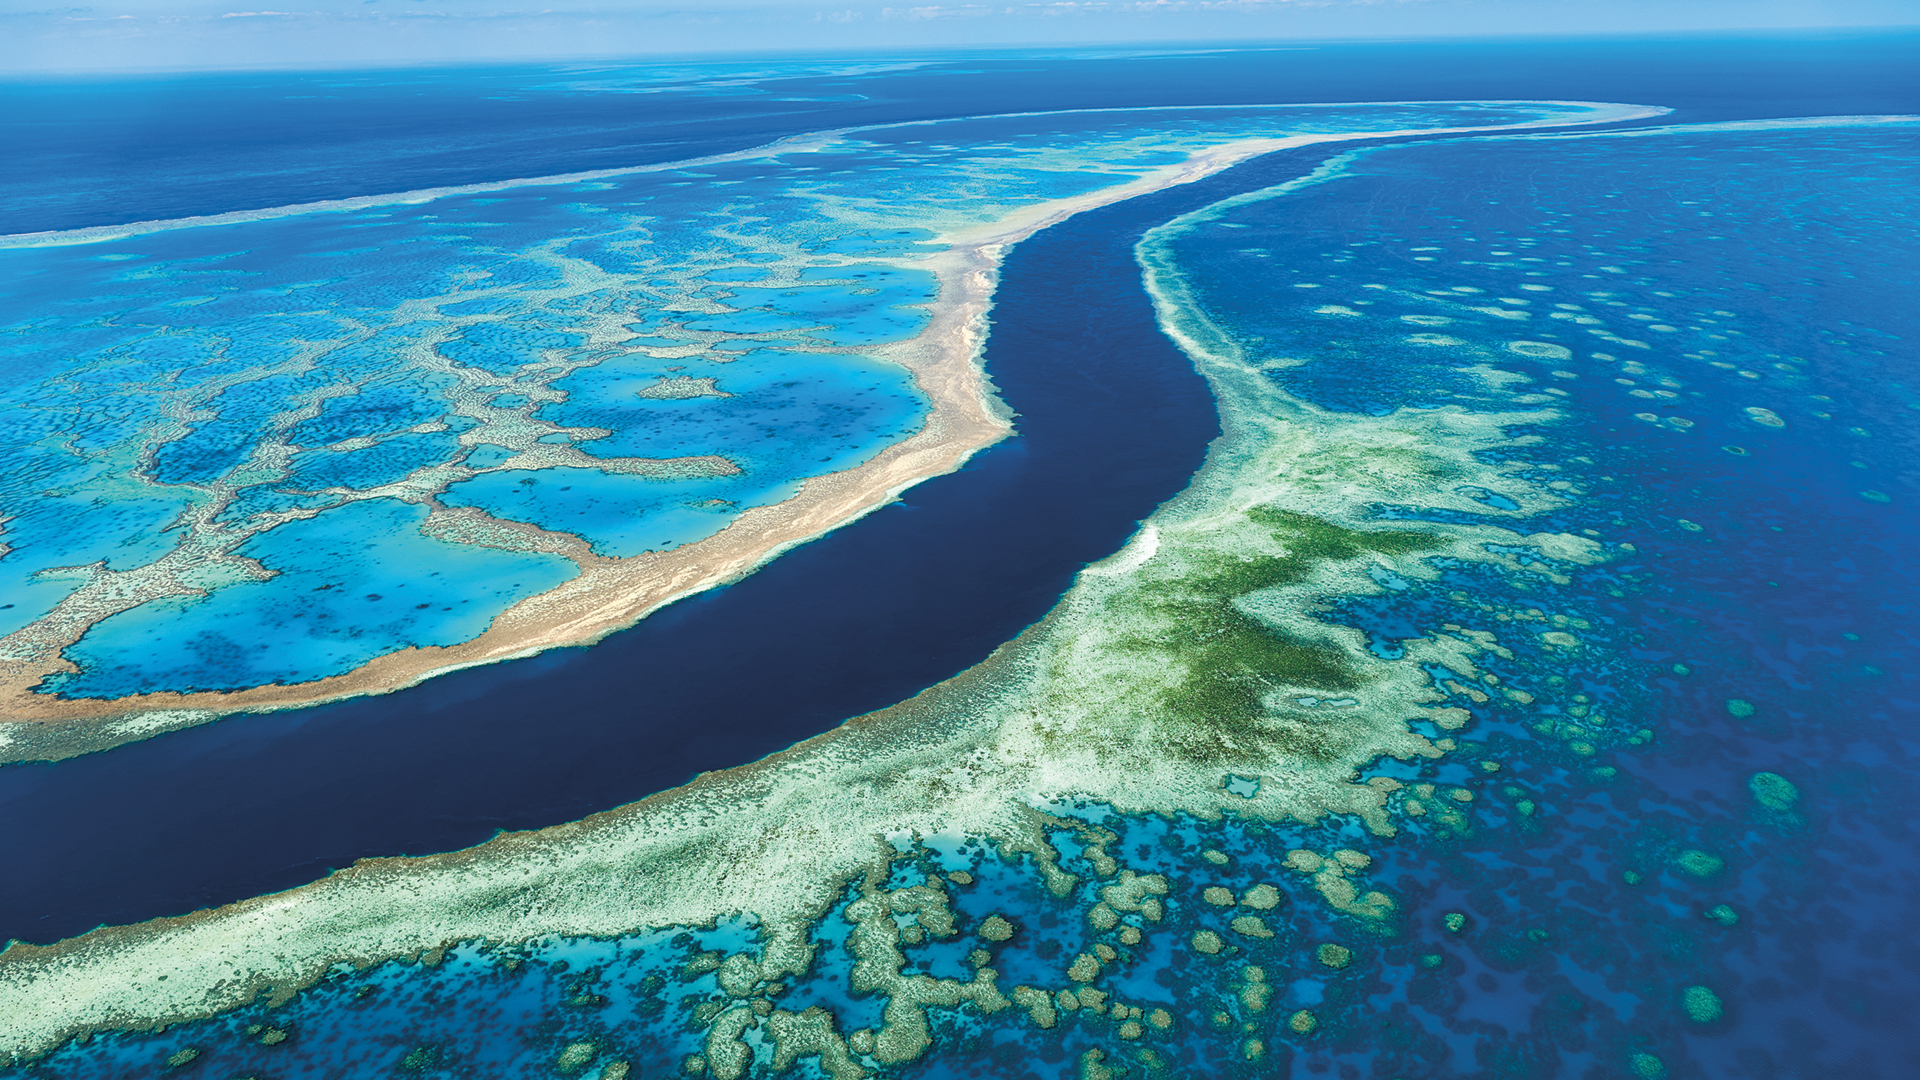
[2,23,1916,78]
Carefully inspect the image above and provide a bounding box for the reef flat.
[0,100,1652,762]
[0,99,1703,1062]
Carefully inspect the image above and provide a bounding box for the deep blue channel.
[0,143,1382,947]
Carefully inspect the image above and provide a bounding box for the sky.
[0,0,1914,72]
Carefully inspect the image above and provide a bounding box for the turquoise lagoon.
[0,101,1600,702]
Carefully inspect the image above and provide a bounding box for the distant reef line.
[0,101,1668,251]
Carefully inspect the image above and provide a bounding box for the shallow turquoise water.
[50,500,579,697]
[0,99,1565,699]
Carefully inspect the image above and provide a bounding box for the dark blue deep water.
[5,33,1918,236]
[3,34,1919,1080]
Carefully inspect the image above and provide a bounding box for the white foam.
[104,710,220,739]
[1491,113,1920,147]
[1081,525,1159,577]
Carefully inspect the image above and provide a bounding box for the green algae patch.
[1230,914,1274,939]
[840,876,1011,1067]
[1629,1051,1667,1078]
[1247,507,1438,573]
[1067,953,1101,983]
[1674,849,1724,878]
[766,1007,866,1080]
[1682,985,1723,1023]
[1749,772,1799,813]
[705,1008,757,1079]
[1121,508,1439,760]
[555,1041,598,1074]
[1238,965,1272,1013]
[1082,1047,1122,1080]
[1281,848,1396,921]
[1011,986,1057,1029]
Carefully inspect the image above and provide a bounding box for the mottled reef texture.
[0,102,1664,1061]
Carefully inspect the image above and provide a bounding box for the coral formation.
[0,99,1691,1067]
[1681,985,1723,1024]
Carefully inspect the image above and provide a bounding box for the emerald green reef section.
[1125,508,1437,757]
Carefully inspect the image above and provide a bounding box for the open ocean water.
[2,34,1918,1080]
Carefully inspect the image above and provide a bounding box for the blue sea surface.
[3,35,1919,1080]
